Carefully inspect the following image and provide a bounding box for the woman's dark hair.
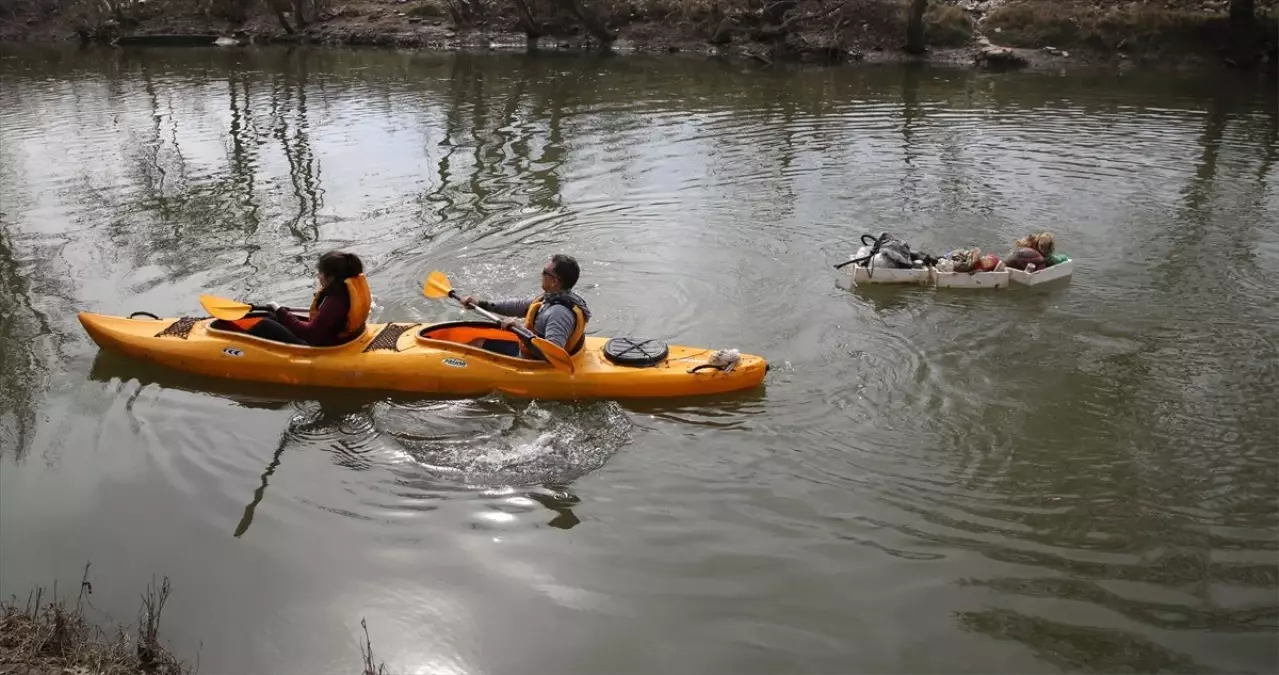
[318,250,363,281]
[550,254,580,289]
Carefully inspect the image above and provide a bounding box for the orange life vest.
[309,273,372,340]
[520,297,587,358]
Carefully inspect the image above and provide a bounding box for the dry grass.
[4,0,1274,64]
[924,2,975,47]
[359,618,386,675]
[0,565,397,675]
[0,567,187,675]
[600,0,974,49]
[983,0,1276,54]
[406,0,450,17]
[552,0,723,25]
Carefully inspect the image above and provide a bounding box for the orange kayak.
[78,312,768,400]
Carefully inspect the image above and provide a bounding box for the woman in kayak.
[458,254,591,358]
[228,250,372,346]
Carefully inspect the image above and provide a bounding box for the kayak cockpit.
[418,320,513,346]
[203,314,373,351]
[416,320,554,367]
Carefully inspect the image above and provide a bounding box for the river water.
[1,45,1276,674]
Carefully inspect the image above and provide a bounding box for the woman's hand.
[266,302,282,314]
[458,295,478,309]
[498,317,518,332]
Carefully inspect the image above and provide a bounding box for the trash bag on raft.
[944,248,1004,274]
[975,253,1003,272]
[854,233,936,270]
[1005,247,1044,271]
[874,235,916,268]
[946,247,980,273]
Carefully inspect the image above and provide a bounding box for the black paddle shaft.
[250,305,308,314]
[449,291,538,341]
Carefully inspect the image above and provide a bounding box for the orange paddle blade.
[199,294,254,321]
[422,271,454,300]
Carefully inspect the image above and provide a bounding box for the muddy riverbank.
[1,0,1275,71]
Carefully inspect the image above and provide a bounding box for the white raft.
[850,263,932,285]
[1008,258,1075,286]
[934,269,1010,289]
[844,251,1073,289]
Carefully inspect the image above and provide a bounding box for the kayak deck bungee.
[77,312,768,399]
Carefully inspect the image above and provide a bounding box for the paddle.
[198,294,306,321]
[422,270,576,375]
[199,294,264,321]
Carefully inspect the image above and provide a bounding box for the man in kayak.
[458,254,592,359]
[227,250,371,346]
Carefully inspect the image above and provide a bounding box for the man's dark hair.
[551,254,580,290]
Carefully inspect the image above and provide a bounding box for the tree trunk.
[762,0,795,25]
[1229,0,1255,28]
[265,0,295,32]
[551,0,616,44]
[292,0,309,28]
[509,0,541,37]
[1228,0,1258,66]
[904,0,927,54]
[709,17,734,45]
